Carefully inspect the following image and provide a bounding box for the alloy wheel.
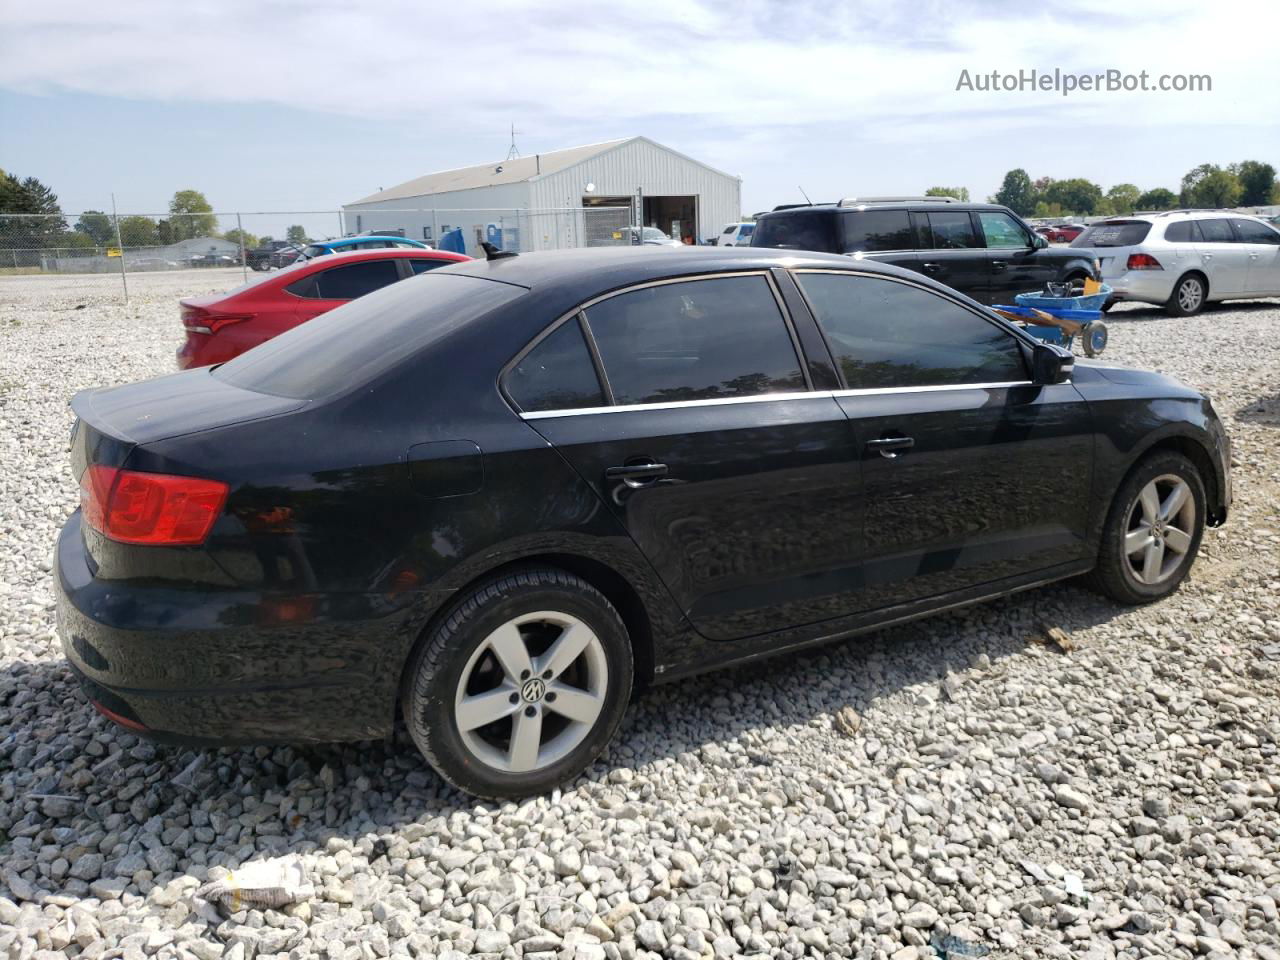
[453,612,608,773]
[1177,278,1203,313]
[1124,474,1196,585]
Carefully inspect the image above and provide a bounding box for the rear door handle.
[865,436,915,459]
[991,260,1007,272]
[921,262,941,273]
[605,462,669,487]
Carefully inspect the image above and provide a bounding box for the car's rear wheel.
[1166,273,1206,316]
[402,567,633,798]
[1088,451,1206,604]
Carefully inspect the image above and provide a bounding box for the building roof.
[347,138,632,205]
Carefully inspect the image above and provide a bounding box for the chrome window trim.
[520,381,1036,420]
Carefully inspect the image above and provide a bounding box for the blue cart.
[993,285,1111,357]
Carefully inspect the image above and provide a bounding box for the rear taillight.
[1126,253,1163,270]
[181,305,252,335]
[80,465,228,545]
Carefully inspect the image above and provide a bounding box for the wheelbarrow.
[993,283,1112,357]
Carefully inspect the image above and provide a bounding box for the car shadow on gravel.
[1235,391,1280,428]
[4,576,1138,873]
[1104,299,1280,323]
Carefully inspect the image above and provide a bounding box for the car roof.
[757,201,1010,217]
[433,246,923,292]
[292,248,467,268]
[312,236,427,248]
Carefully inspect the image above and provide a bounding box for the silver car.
[1072,211,1280,315]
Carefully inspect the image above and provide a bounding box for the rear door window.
[1074,221,1153,247]
[505,319,605,412]
[797,272,1026,389]
[1231,218,1280,244]
[582,275,806,405]
[977,211,1031,249]
[925,212,982,249]
[840,211,914,252]
[1197,219,1235,243]
[1164,221,1203,243]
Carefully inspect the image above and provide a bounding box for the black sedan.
[56,247,1231,798]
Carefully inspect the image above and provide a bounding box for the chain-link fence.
[0,203,654,302]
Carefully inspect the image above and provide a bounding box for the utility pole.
[112,193,129,304]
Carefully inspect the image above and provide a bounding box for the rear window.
[213,274,525,400]
[840,210,913,252]
[1071,221,1152,247]
[750,212,839,252]
[1164,221,1203,243]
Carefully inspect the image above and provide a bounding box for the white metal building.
[341,137,741,256]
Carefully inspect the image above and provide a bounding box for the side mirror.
[1032,233,1049,249]
[1031,342,1074,384]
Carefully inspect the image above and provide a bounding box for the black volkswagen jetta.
[56,247,1231,798]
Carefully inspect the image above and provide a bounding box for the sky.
[1,0,1277,239]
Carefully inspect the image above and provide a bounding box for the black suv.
[751,196,1099,304]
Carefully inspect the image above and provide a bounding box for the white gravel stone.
[3,276,1280,960]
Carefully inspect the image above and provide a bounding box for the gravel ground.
[2,271,1279,960]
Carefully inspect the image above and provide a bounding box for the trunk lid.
[71,368,307,449]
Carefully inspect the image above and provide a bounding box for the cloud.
[2,0,1274,141]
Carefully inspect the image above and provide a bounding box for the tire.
[1088,451,1206,605]
[1082,320,1108,357]
[401,567,633,798]
[1165,273,1207,317]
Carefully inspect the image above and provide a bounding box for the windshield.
[213,273,526,400]
[301,244,328,258]
[738,224,755,238]
[642,228,670,241]
[1071,221,1152,247]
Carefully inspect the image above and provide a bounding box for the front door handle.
[921,262,941,273]
[605,462,669,487]
[991,260,1007,272]
[865,436,915,459]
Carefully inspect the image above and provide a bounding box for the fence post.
[432,209,439,249]
[337,211,344,238]
[237,212,248,283]
[111,193,129,304]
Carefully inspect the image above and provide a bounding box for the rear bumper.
[1104,270,1176,305]
[55,512,414,745]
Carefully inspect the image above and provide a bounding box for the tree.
[74,211,115,246]
[167,189,218,241]
[1136,187,1177,210]
[1106,184,1141,215]
[994,169,1035,216]
[117,216,160,247]
[286,224,309,244]
[1230,161,1277,206]
[0,171,67,261]
[1180,164,1242,208]
[1043,178,1104,215]
[1032,200,1063,218]
[925,186,970,202]
[223,228,258,250]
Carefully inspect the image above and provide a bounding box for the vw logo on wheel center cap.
[520,678,546,703]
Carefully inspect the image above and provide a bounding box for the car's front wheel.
[402,567,633,798]
[1166,273,1207,317]
[1089,451,1206,604]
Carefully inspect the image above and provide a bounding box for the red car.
[1040,223,1085,243]
[176,248,469,369]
